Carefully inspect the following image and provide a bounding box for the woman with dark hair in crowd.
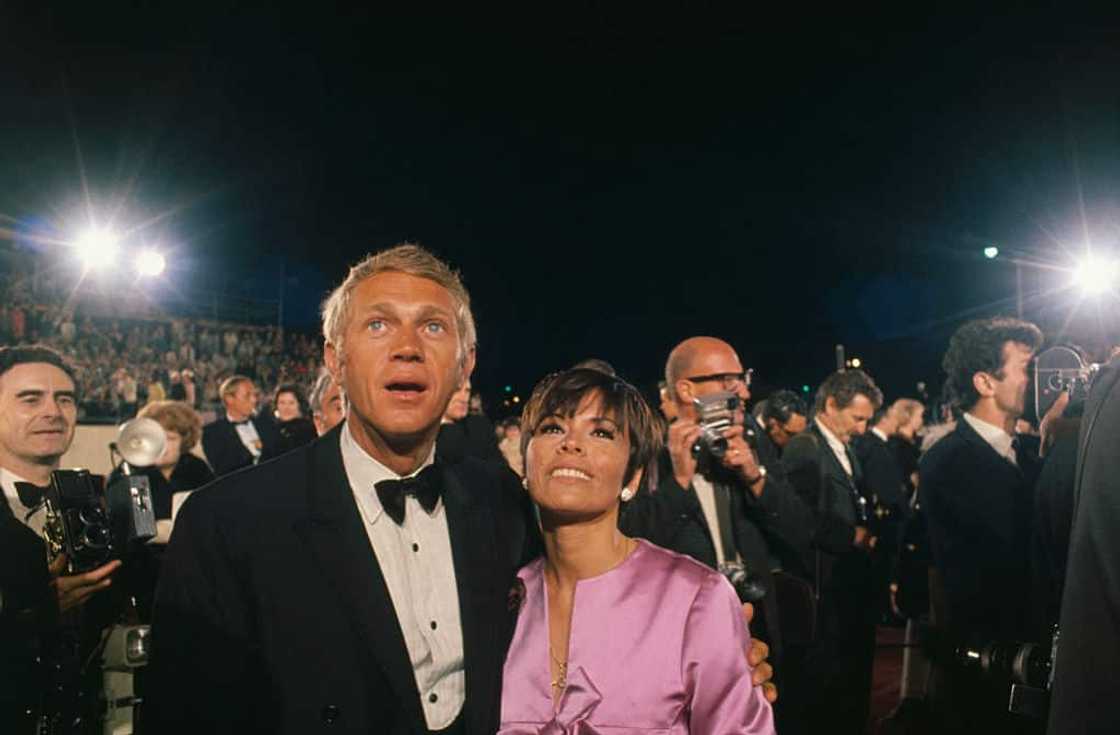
[499,367,774,734]
[109,400,215,520]
[271,383,317,456]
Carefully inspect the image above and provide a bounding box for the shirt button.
[429,693,439,704]
[321,704,340,724]
[412,543,419,552]
[430,620,437,630]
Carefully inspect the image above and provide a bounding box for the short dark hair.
[942,317,1043,410]
[0,345,79,397]
[814,369,883,414]
[762,390,807,425]
[521,367,663,486]
[274,383,305,408]
[571,358,617,377]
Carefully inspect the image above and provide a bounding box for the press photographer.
[0,345,132,734]
[919,317,1045,733]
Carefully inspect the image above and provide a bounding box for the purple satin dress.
[499,539,776,735]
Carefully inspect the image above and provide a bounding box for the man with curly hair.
[919,316,1044,734]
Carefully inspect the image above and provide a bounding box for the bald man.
[620,337,815,715]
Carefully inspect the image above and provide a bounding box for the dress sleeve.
[681,573,775,735]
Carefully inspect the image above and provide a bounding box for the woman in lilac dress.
[499,368,775,734]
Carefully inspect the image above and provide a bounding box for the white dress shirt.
[691,474,730,567]
[229,413,263,460]
[962,412,1018,467]
[871,427,889,443]
[815,417,853,477]
[1,467,46,537]
[340,423,465,730]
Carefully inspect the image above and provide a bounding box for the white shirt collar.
[871,427,889,443]
[339,420,437,525]
[815,416,848,454]
[962,412,1017,465]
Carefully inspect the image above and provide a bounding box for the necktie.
[375,464,442,526]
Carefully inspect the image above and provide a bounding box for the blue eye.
[424,321,446,334]
[368,319,386,332]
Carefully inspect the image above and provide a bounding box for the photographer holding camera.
[0,345,122,732]
[620,337,812,717]
[919,317,1044,734]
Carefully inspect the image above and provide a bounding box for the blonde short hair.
[889,398,925,425]
[321,243,476,360]
[138,400,203,451]
[219,375,253,400]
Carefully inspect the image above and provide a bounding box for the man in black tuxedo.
[919,317,1044,734]
[200,375,281,476]
[147,244,540,734]
[781,368,882,735]
[621,337,803,704]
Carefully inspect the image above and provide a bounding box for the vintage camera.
[1033,345,1098,423]
[17,469,156,575]
[691,391,740,461]
[954,629,1059,719]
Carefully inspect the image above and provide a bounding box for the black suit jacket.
[201,414,281,477]
[919,416,1040,644]
[146,424,539,735]
[436,414,504,466]
[619,443,786,666]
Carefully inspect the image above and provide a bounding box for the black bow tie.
[14,481,47,509]
[232,418,251,426]
[375,465,443,526]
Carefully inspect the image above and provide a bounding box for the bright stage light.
[983,246,999,259]
[1073,257,1119,296]
[75,228,120,267]
[136,250,166,277]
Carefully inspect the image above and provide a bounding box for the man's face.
[987,342,1034,419]
[674,344,750,425]
[766,412,807,448]
[823,393,875,444]
[313,381,345,436]
[325,271,472,445]
[0,363,78,469]
[445,380,471,422]
[898,407,925,441]
[225,382,257,420]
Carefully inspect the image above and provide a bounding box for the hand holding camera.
[49,553,121,613]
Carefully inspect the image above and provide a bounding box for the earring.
[620,488,634,502]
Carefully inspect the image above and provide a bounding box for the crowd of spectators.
[0,276,321,422]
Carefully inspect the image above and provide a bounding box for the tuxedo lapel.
[441,464,503,735]
[291,428,426,731]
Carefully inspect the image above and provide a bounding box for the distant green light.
[802,385,810,393]
[504,385,513,393]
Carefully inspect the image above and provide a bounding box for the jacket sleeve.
[619,468,701,548]
[145,493,264,734]
[683,573,776,735]
[781,434,855,555]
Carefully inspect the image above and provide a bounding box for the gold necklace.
[549,645,568,692]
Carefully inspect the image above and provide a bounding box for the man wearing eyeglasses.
[620,336,816,727]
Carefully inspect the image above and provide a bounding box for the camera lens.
[83,524,111,549]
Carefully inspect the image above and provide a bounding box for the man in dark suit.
[781,368,882,735]
[620,337,804,706]
[852,399,913,620]
[919,317,1044,734]
[1048,357,1120,735]
[147,245,539,734]
[200,375,281,476]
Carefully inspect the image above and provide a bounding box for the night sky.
[3,6,1119,405]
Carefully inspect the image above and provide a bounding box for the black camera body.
[17,469,156,575]
[691,391,740,461]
